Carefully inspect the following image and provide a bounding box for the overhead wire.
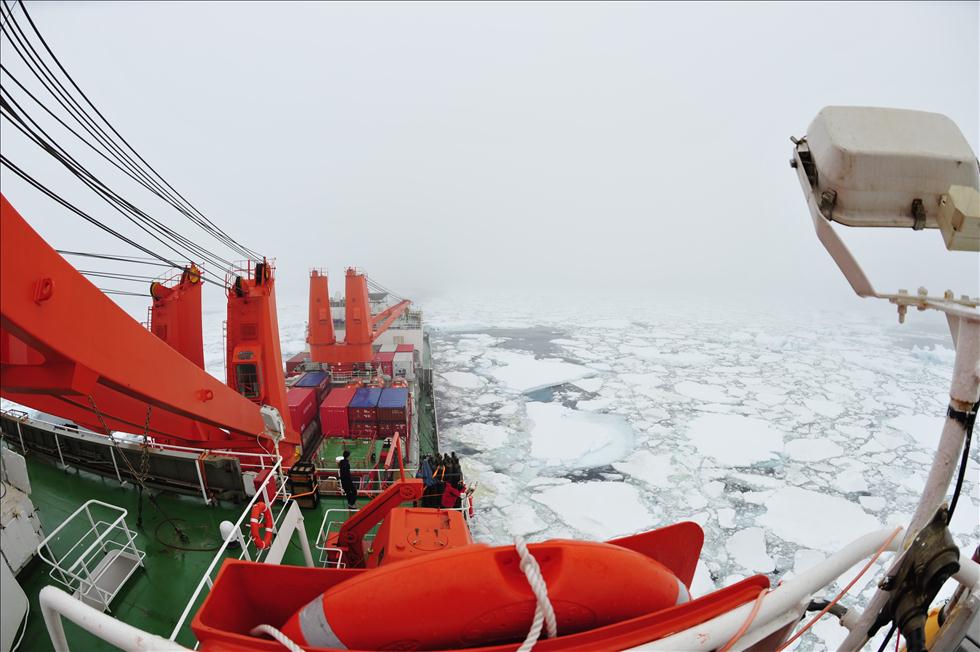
[0,93,240,275]
[78,270,163,283]
[56,250,186,268]
[0,0,261,260]
[98,288,149,297]
[0,155,227,289]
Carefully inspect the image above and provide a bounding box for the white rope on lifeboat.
[250,624,306,652]
[515,535,558,651]
[252,536,557,652]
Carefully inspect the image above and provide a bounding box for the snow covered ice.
[425,296,979,652]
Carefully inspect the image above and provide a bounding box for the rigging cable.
[0,95,240,275]
[56,250,185,268]
[946,399,977,524]
[1,154,228,289]
[0,0,261,260]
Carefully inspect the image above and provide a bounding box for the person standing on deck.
[339,450,357,509]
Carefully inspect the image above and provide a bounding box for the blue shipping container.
[350,388,383,408]
[295,371,329,388]
[378,388,408,409]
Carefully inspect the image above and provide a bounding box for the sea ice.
[757,487,880,551]
[885,414,945,449]
[570,377,603,393]
[674,381,737,404]
[804,399,846,419]
[717,508,736,528]
[686,414,784,466]
[784,438,844,462]
[504,503,548,536]
[725,527,775,573]
[531,481,658,538]
[441,371,486,389]
[527,402,633,468]
[485,351,593,394]
[611,450,675,489]
[442,423,511,450]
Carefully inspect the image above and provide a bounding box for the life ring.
[279,539,689,650]
[249,502,273,549]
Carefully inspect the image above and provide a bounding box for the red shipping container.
[319,387,357,437]
[377,421,408,438]
[374,351,395,376]
[349,423,378,438]
[285,352,309,375]
[286,387,317,434]
[395,344,414,353]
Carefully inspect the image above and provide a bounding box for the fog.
[1,1,977,316]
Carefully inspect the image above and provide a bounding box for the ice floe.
[485,351,593,394]
[440,371,486,389]
[527,402,633,468]
[757,487,880,551]
[686,413,784,466]
[725,526,774,573]
[531,481,658,538]
[784,438,844,462]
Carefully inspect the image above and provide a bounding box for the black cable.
[4,0,262,260]
[1,154,184,267]
[0,99,239,275]
[946,399,977,524]
[876,623,897,652]
[56,250,181,268]
[1,0,251,260]
[80,270,167,283]
[98,288,148,297]
[1,64,254,259]
[3,154,229,289]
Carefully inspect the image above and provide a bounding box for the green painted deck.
[316,437,383,468]
[13,453,358,651]
[11,375,441,650]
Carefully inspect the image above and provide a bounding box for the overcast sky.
[1,1,977,317]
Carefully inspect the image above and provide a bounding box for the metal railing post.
[54,430,66,467]
[108,445,123,484]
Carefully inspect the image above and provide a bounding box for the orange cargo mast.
[0,194,293,457]
[307,268,411,365]
[149,265,205,369]
[225,259,300,453]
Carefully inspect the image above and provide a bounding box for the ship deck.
[12,453,362,651]
[8,369,441,650]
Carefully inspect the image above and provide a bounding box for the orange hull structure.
[0,194,284,455]
[308,268,411,365]
[150,266,206,369]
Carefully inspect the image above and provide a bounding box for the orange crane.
[307,268,410,365]
[0,194,299,459]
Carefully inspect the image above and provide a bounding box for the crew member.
[339,450,357,509]
[442,479,466,509]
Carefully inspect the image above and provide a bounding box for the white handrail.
[41,586,188,652]
[168,458,285,642]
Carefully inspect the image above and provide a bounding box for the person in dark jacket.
[339,450,357,509]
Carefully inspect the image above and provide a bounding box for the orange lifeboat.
[278,539,688,650]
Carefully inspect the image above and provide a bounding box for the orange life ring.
[249,502,273,549]
[279,539,689,650]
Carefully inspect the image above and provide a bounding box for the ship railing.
[169,457,294,649]
[0,408,279,475]
[35,500,146,613]
[314,466,420,497]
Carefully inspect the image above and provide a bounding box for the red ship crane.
[307,268,410,365]
[0,195,299,459]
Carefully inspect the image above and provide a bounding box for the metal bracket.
[911,198,926,230]
[819,189,838,220]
